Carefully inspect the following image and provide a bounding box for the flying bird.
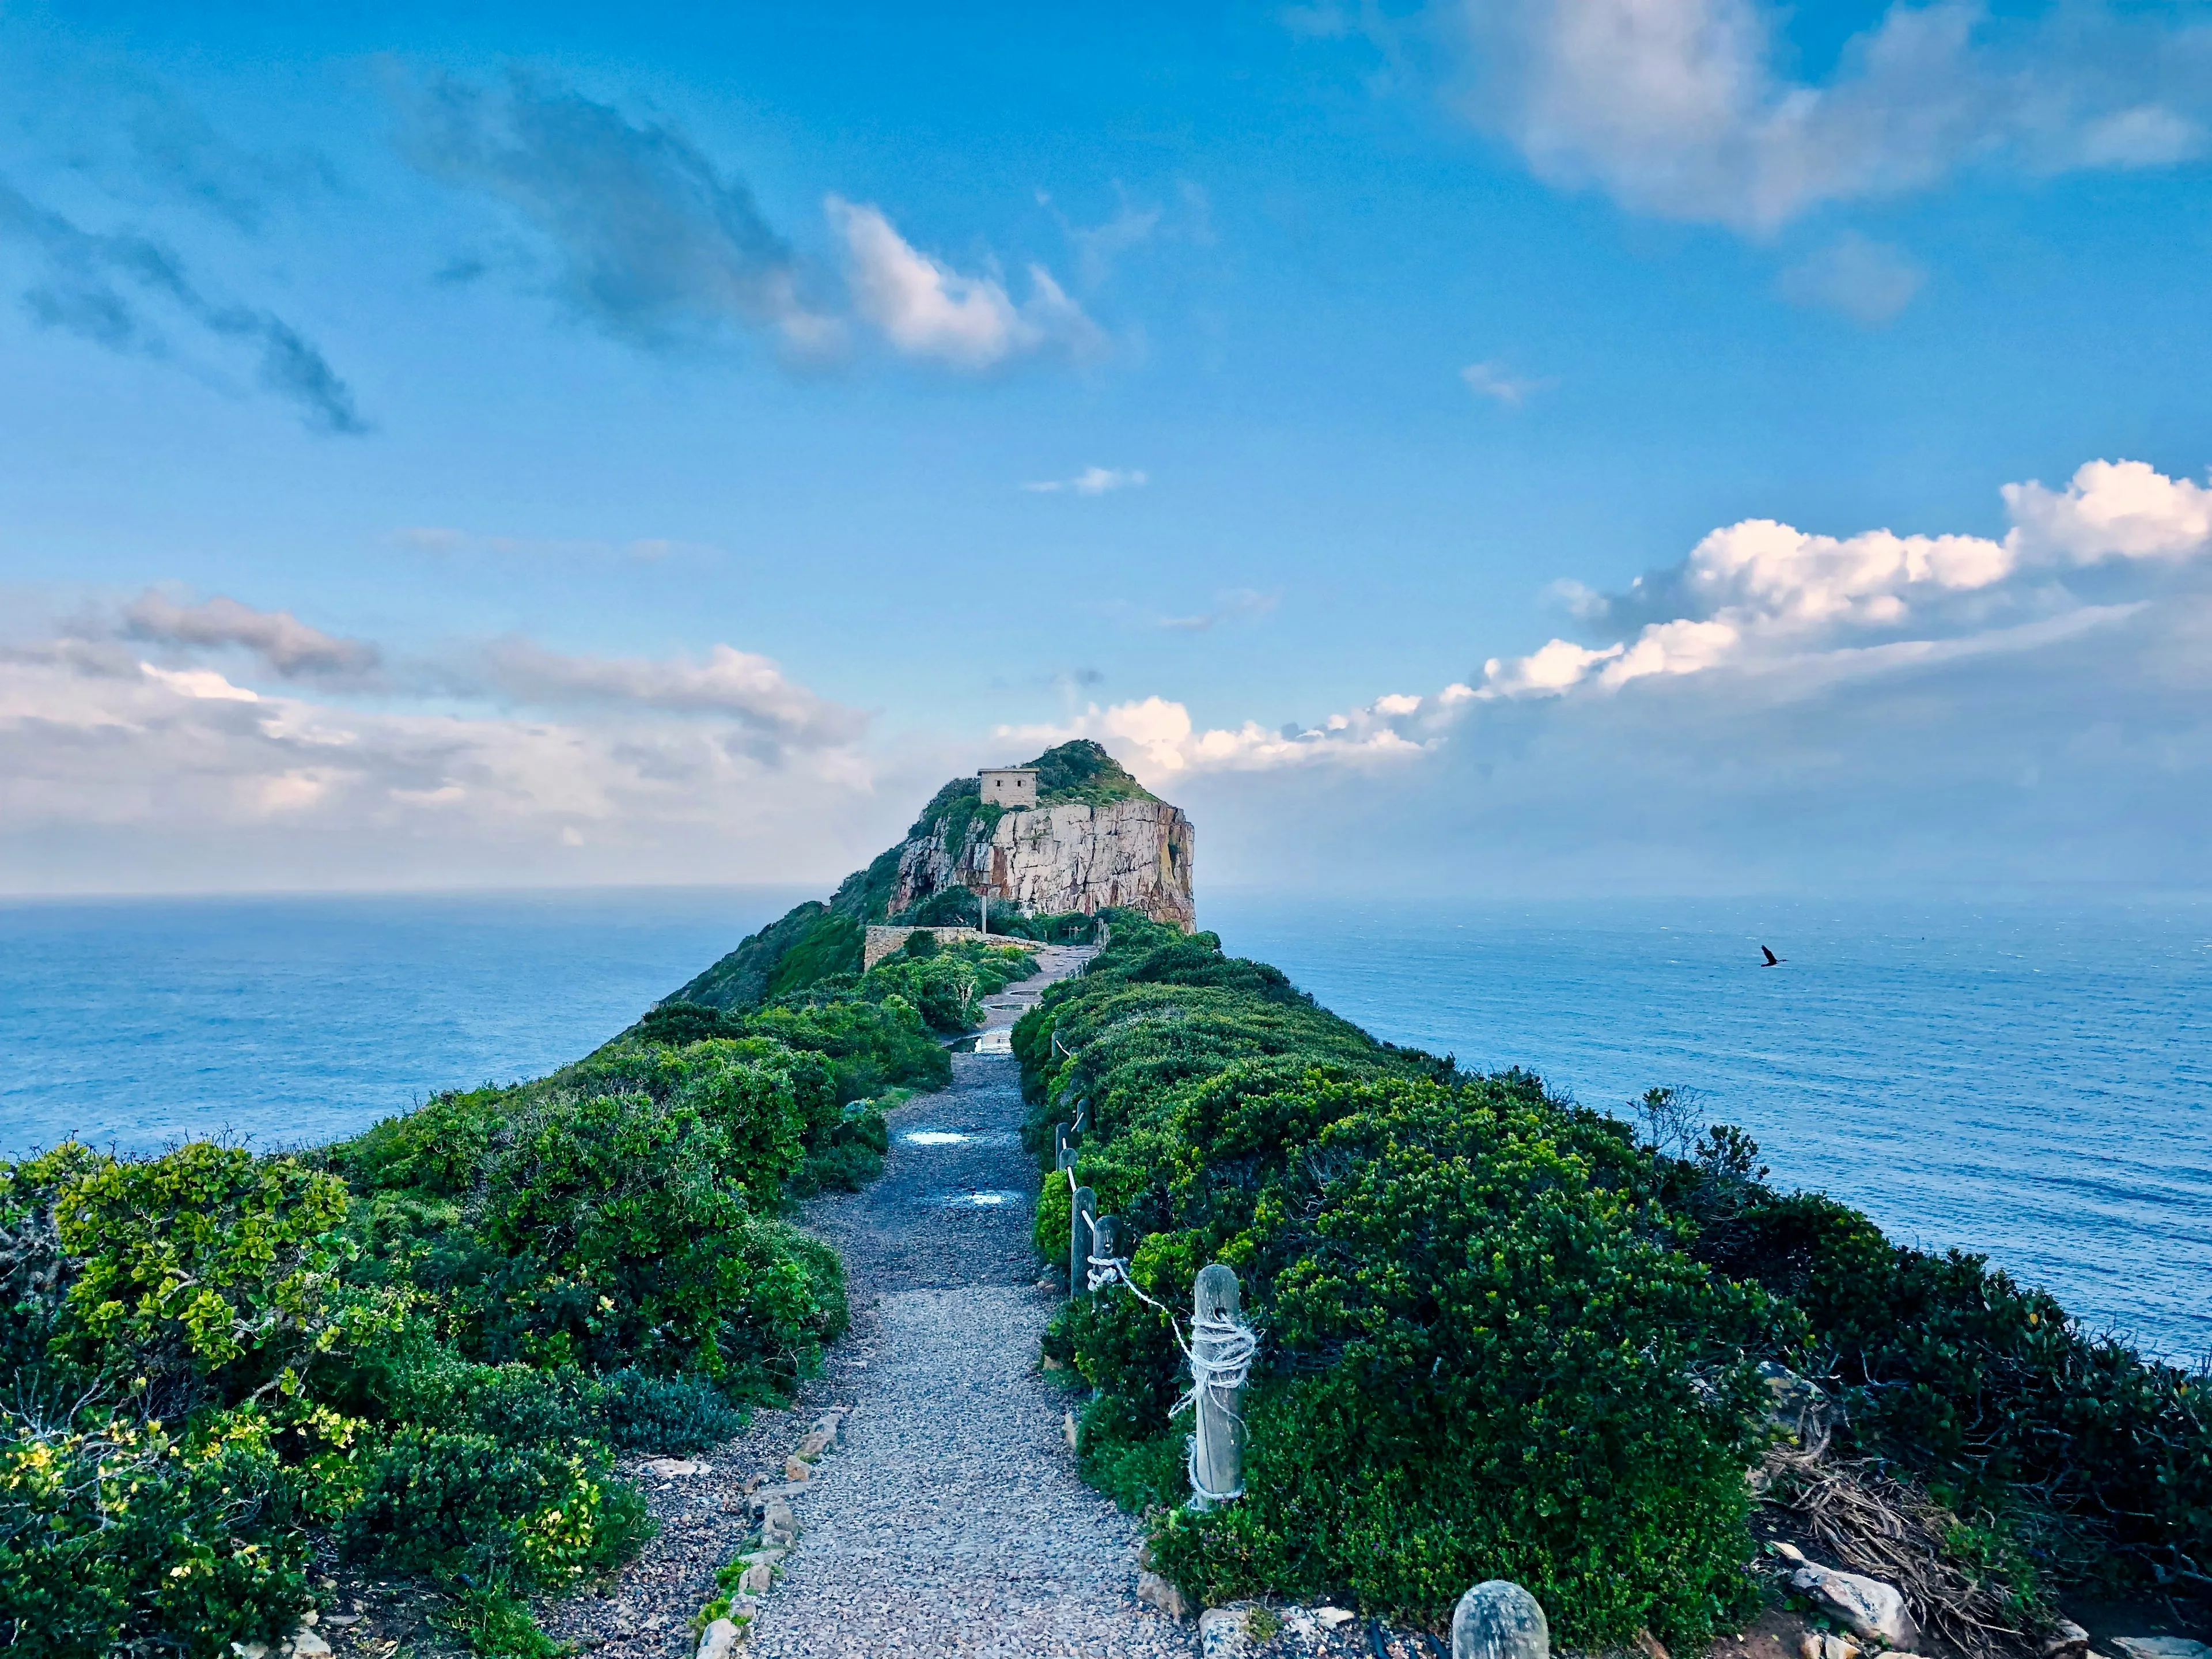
[1760,946,1785,967]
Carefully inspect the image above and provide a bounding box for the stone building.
[978,767,1037,809]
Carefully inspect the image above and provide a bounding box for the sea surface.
[0,887,808,1158]
[1204,890,2210,1364]
[1,887,2205,1361]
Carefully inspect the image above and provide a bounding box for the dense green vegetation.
[671,739,1142,1012]
[0,943,981,1658]
[1017,914,2212,1647]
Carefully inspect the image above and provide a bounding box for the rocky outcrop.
[889,798,1194,928]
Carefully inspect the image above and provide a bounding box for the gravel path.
[745,952,1193,1657]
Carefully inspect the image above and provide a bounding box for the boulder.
[782,1457,810,1482]
[696,1618,743,1659]
[1198,1608,1252,1658]
[1791,1565,1914,1649]
[2112,1642,2211,1659]
[1452,1581,1550,1659]
[289,1630,332,1659]
[2044,1622,2092,1659]
[738,1562,772,1597]
[642,1458,709,1478]
[1317,1608,1357,1631]
[1137,1570,1191,1622]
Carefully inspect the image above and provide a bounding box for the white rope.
[1063,1163,1258,1505]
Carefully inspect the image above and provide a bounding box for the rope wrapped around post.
[1086,1215,1124,1292]
[1061,1166,1256,1506]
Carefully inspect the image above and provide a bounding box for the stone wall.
[861,925,999,972]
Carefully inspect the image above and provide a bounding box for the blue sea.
[1,887,2205,1361]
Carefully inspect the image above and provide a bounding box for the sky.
[2,0,2210,897]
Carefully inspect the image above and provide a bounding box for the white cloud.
[476,638,868,749]
[827,196,1100,369]
[0,627,899,892]
[1479,457,2212,698]
[1777,233,1925,325]
[1461,359,1551,406]
[2004,459,2212,563]
[1452,0,2212,232]
[1157,589,1277,632]
[1023,465,1147,495]
[2075,105,2204,169]
[126,592,380,678]
[999,687,1444,781]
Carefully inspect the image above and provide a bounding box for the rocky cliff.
[889,797,1195,928]
[668,740,1194,1010]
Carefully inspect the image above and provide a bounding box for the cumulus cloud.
[1001,685,1457,781]
[0,178,364,432]
[1022,465,1147,495]
[1477,458,2212,698]
[1449,0,2212,232]
[124,592,380,678]
[993,455,2212,809]
[397,72,839,355]
[827,196,1100,369]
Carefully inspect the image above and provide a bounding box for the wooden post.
[1188,1262,1244,1508]
[1452,1582,1548,1659]
[1091,1216,1123,1285]
[1069,1185,1096,1301]
[1054,1122,1074,1171]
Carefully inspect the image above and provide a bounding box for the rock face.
[889,798,1195,928]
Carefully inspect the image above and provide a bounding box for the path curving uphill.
[749,1012,1191,1654]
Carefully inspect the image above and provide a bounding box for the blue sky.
[3,0,2210,895]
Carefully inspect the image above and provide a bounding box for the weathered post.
[1069,1185,1096,1301]
[1188,1263,1247,1508]
[1054,1123,1074,1171]
[1452,1582,1548,1659]
[1089,1216,1123,1289]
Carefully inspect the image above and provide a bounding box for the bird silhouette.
[1760,946,1785,967]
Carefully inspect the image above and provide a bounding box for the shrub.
[473,1092,843,1387]
[341,1426,649,1594]
[0,1412,308,1657]
[49,1142,354,1406]
[1022,910,2212,1638]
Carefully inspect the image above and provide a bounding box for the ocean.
[1,886,2204,1361]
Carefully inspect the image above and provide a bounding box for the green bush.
[342,1426,648,1589]
[1018,910,2212,1637]
[0,1413,308,1657]
[470,1092,842,1387]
